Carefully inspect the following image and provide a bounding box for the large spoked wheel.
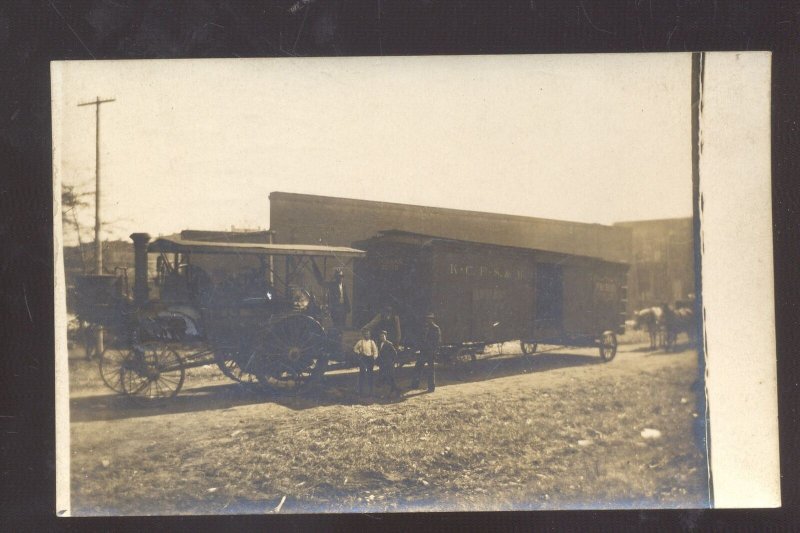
[98,345,129,393]
[599,331,618,362]
[256,315,327,394]
[98,326,141,393]
[213,341,262,388]
[120,342,185,405]
[520,340,538,355]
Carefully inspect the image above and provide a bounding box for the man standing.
[376,330,400,397]
[363,304,402,346]
[411,312,441,393]
[311,263,351,329]
[353,329,378,397]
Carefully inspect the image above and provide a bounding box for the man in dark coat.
[411,312,441,392]
[376,330,400,396]
[311,263,350,329]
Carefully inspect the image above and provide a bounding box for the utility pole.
[78,96,115,275]
[78,96,115,358]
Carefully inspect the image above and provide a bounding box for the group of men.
[353,307,441,398]
[313,265,442,399]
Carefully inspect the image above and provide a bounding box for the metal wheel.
[213,341,261,387]
[256,315,327,393]
[520,340,538,355]
[97,327,138,392]
[98,345,128,393]
[120,342,185,404]
[599,331,617,362]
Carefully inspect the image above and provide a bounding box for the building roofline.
[614,216,693,226]
[269,191,626,232]
[355,229,630,267]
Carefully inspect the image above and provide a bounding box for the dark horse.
[661,303,696,351]
[633,307,666,350]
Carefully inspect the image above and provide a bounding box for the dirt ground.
[67,337,710,515]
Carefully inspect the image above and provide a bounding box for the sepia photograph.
[51,52,762,515]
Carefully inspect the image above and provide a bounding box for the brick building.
[614,217,695,314]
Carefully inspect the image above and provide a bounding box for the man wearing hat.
[311,263,351,329]
[363,304,402,347]
[376,329,400,396]
[411,312,441,392]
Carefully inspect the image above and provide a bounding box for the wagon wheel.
[256,315,327,394]
[120,342,185,405]
[98,345,128,393]
[599,331,618,362]
[520,340,538,355]
[97,326,138,392]
[449,348,477,381]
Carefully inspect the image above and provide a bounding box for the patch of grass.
[70,349,708,514]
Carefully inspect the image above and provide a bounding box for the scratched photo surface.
[53,54,711,515]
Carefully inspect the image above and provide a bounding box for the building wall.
[614,218,695,315]
[269,192,632,263]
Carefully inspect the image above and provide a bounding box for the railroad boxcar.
[353,230,628,361]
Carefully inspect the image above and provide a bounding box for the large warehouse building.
[268,192,632,263]
[268,192,695,322]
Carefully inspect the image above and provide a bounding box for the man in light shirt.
[353,329,378,397]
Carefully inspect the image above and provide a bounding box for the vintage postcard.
[52,52,778,515]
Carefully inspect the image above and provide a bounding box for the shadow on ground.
[70,351,603,422]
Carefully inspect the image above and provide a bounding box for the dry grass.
[69,344,708,515]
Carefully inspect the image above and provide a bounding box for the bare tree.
[61,183,93,273]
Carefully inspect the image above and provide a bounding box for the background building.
[614,218,696,315]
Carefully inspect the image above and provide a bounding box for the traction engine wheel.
[120,342,185,404]
[213,339,262,388]
[256,315,327,394]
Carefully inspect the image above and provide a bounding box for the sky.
[53,53,693,246]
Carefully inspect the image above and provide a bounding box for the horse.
[661,303,696,351]
[633,307,666,350]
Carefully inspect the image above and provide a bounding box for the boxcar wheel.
[120,342,185,405]
[599,331,618,362]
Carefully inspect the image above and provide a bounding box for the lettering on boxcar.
[447,263,532,282]
[594,278,618,300]
[379,258,403,271]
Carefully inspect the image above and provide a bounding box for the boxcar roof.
[148,237,365,258]
[356,230,629,267]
